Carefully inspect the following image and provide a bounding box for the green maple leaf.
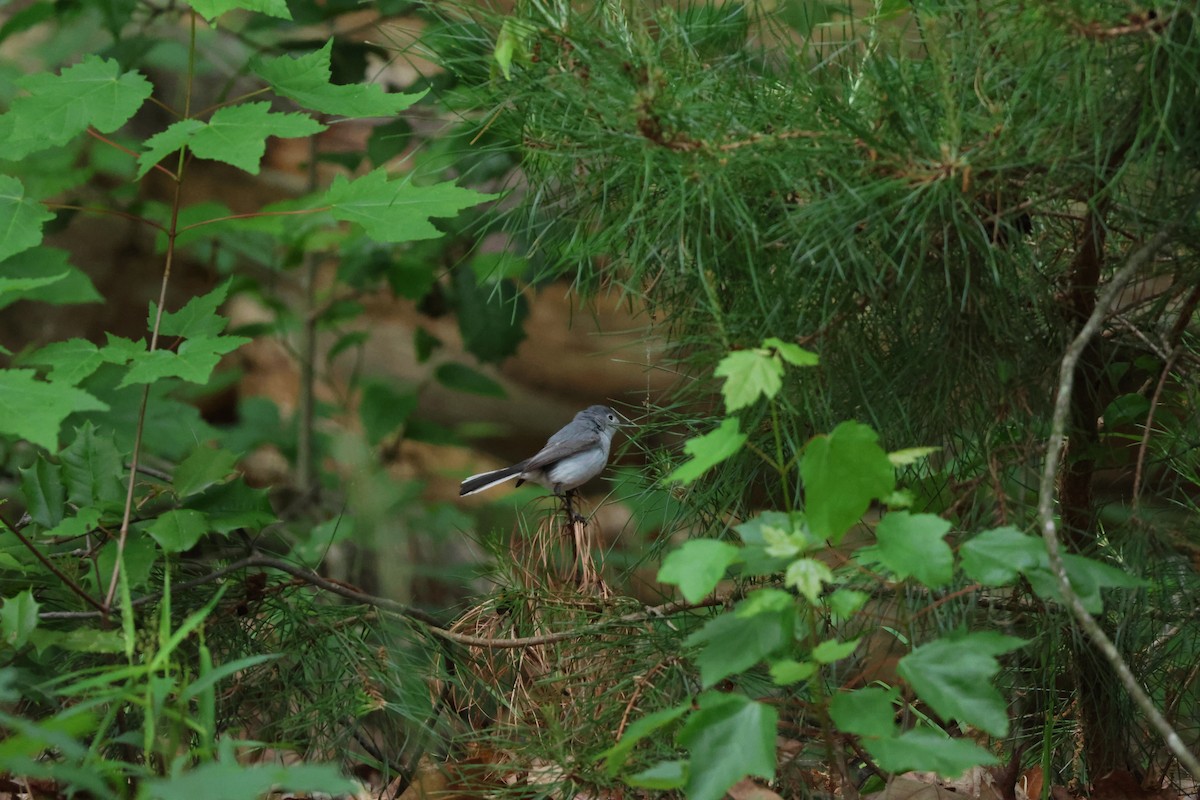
[253,40,426,117]
[186,0,291,22]
[663,417,748,485]
[26,338,105,385]
[0,176,55,262]
[714,349,782,412]
[138,103,324,177]
[324,169,495,243]
[0,369,108,449]
[0,55,152,159]
[119,335,251,387]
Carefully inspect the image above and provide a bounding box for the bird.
[459,405,623,519]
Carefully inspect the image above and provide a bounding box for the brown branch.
[86,128,176,180]
[1,514,107,613]
[41,552,726,649]
[1037,224,1200,779]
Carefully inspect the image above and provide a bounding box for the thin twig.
[1131,282,1200,507]
[1036,224,1200,779]
[42,552,725,649]
[1,514,107,613]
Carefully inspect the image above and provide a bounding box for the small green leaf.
[687,604,792,687]
[414,327,441,363]
[600,703,690,773]
[664,417,747,485]
[100,333,148,364]
[1,590,40,649]
[762,337,819,367]
[434,363,506,398]
[493,16,537,79]
[153,281,233,339]
[19,455,65,528]
[60,422,125,507]
[147,509,209,553]
[184,478,276,533]
[769,659,816,685]
[1102,393,1150,428]
[141,760,355,800]
[185,0,292,23]
[812,637,861,664]
[801,421,895,543]
[625,760,688,790]
[898,633,1025,736]
[173,446,238,497]
[26,338,104,385]
[138,103,323,177]
[0,247,101,310]
[0,176,55,261]
[960,526,1045,585]
[359,381,418,446]
[827,588,869,619]
[657,539,740,603]
[253,40,425,117]
[887,446,941,466]
[875,511,954,588]
[736,588,794,617]
[677,693,777,800]
[471,252,529,283]
[0,370,108,450]
[714,349,782,413]
[785,558,834,604]
[866,729,998,777]
[829,686,899,738]
[95,533,156,591]
[325,169,495,243]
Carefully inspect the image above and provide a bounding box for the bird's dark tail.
[459,462,528,496]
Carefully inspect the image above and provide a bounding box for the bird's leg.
[561,489,585,524]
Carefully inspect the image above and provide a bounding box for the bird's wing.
[522,430,601,472]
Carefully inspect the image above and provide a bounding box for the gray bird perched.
[459,405,623,518]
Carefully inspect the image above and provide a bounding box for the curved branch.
[39,552,725,649]
[1037,224,1200,779]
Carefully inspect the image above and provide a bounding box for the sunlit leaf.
[657,539,740,603]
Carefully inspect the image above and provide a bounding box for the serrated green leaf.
[44,507,102,541]
[185,0,292,22]
[360,381,418,446]
[664,417,747,485]
[0,55,152,158]
[153,281,232,339]
[1,590,40,649]
[26,338,104,385]
[434,362,506,397]
[736,588,794,617]
[600,703,689,774]
[625,760,688,790]
[875,511,954,588]
[184,478,276,533]
[686,604,791,687]
[19,455,65,528]
[785,558,833,604]
[829,686,899,738]
[253,40,426,117]
[60,422,125,507]
[714,349,782,413]
[657,539,740,603]
[95,533,156,591]
[866,729,998,777]
[0,247,101,310]
[173,446,238,497]
[735,510,804,575]
[138,103,323,177]
[898,633,1025,736]
[0,273,65,303]
[0,369,108,449]
[1025,554,1149,614]
[119,335,250,387]
[0,176,54,262]
[762,336,819,367]
[801,421,895,543]
[324,169,494,243]
[100,333,148,364]
[677,693,777,800]
[147,509,209,553]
